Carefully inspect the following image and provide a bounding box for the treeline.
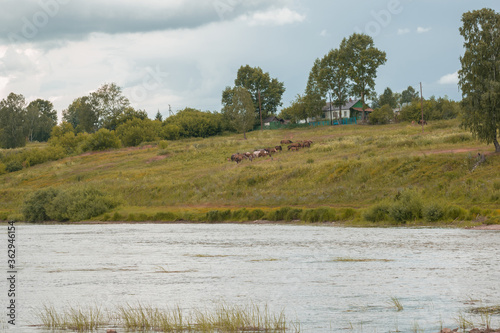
[0,83,230,174]
[368,87,462,125]
[0,93,57,148]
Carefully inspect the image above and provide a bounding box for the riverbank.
[3,219,500,230]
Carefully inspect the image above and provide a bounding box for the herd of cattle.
[229,139,314,164]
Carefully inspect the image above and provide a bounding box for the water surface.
[4,224,500,332]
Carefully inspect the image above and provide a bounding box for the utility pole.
[258,89,263,131]
[420,82,424,134]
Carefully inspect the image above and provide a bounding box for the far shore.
[3,220,500,230]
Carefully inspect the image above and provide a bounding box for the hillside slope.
[1,120,499,224]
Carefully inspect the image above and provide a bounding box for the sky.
[0,0,499,120]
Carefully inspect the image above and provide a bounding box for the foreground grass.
[1,120,499,224]
[38,303,295,332]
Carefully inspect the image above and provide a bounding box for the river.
[3,223,500,332]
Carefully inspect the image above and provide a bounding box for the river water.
[3,223,500,332]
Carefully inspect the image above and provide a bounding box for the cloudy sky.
[0,0,498,120]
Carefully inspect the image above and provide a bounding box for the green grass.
[38,303,295,332]
[1,120,499,224]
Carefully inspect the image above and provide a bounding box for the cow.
[281,140,293,144]
[288,143,301,151]
[418,119,428,125]
[275,145,282,152]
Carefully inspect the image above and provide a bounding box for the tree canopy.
[304,33,386,122]
[345,33,387,117]
[224,65,285,127]
[0,93,27,148]
[222,86,255,139]
[458,8,500,152]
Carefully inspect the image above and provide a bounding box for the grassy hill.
[1,120,499,226]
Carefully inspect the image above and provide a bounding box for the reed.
[388,297,404,312]
[38,302,296,332]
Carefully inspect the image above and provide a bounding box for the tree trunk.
[243,131,247,140]
[494,137,500,152]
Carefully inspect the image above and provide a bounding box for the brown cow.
[275,145,282,151]
[288,143,301,151]
[281,140,293,144]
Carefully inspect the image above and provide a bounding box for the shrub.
[369,104,394,125]
[445,205,468,220]
[162,124,182,140]
[153,212,178,221]
[301,208,336,222]
[231,208,249,221]
[389,189,423,222]
[423,203,445,222]
[364,204,390,222]
[81,128,121,152]
[267,207,292,221]
[158,140,169,149]
[247,209,265,221]
[44,187,119,221]
[340,208,356,220]
[22,188,61,222]
[116,118,162,147]
[206,210,232,222]
[6,160,23,172]
[0,162,6,175]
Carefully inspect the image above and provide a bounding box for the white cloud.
[438,71,459,85]
[397,28,410,35]
[417,26,432,33]
[320,29,328,37]
[243,7,306,26]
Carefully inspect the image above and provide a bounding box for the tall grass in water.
[39,302,296,332]
[388,297,404,312]
[38,304,105,331]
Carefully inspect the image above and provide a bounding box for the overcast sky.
[0,0,499,120]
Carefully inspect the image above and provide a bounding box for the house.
[322,98,373,121]
[263,116,286,127]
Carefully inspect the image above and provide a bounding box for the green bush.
[389,189,423,222]
[81,128,121,152]
[0,162,7,174]
[206,210,232,222]
[6,160,23,172]
[364,204,391,222]
[153,212,178,221]
[231,208,249,221]
[369,104,394,125]
[22,188,61,222]
[423,203,445,222]
[247,209,265,221]
[340,208,356,220]
[301,208,336,222]
[38,187,120,221]
[445,205,468,220]
[116,118,162,147]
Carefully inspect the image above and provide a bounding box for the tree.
[155,110,163,122]
[279,94,308,123]
[344,33,387,120]
[0,93,27,148]
[63,96,98,133]
[224,65,285,126]
[25,99,57,142]
[304,58,327,120]
[369,104,394,125]
[401,86,419,104]
[318,47,352,123]
[90,83,131,130]
[378,87,398,109]
[459,8,500,152]
[222,87,255,139]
